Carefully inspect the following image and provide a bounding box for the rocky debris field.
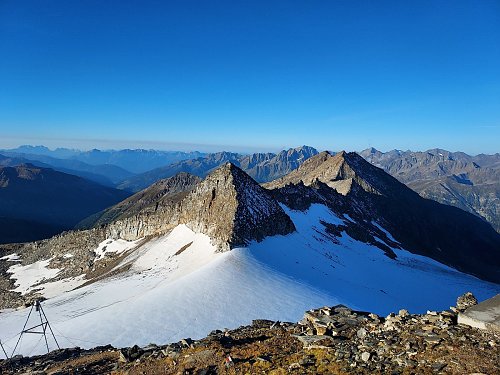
[1,293,498,374]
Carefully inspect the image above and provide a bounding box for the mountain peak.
[264,150,402,196]
[180,163,295,250]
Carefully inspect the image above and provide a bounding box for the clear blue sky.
[1,1,499,154]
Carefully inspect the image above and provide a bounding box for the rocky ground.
[0,293,498,374]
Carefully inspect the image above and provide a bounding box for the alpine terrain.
[359,148,500,233]
[0,151,498,360]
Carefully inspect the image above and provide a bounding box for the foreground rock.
[1,294,498,374]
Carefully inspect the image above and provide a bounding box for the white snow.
[7,259,61,295]
[94,238,141,260]
[343,214,355,222]
[5,260,86,299]
[0,253,20,262]
[371,221,401,244]
[0,206,498,358]
[37,275,87,299]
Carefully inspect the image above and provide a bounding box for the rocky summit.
[1,293,498,374]
[179,163,295,250]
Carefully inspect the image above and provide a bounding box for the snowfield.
[0,205,498,358]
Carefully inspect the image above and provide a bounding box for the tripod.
[11,300,60,357]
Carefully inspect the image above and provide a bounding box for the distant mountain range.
[0,164,130,243]
[0,153,133,187]
[1,145,205,174]
[117,146,318,192]
[359,148,500,233]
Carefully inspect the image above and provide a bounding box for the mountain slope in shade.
[359,148,500,232]
[117,146,318,192]
[0,152,134,187]
[266,151,500,283]
[0,165,131,243]
[117,152,241,191]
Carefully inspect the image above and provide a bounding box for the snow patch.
[343,214,355,222]
[7,259,60,295]
[94,238,141,261]
[0,253,20,262]
[372,221,400,244]
[36,274,87,299]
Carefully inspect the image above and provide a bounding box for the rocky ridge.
[1,293,498,374]
[77,172,202,229]
[105,163,294,249]
[264,151,389,195]
[177,163,295,250]
[266,151,500,283]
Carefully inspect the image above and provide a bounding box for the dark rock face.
[266,151,500,283]
[359,148,500,233]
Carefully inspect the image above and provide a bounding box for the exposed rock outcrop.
[264,151,391,196]
[78,172,201,229]
[179,163,295,250]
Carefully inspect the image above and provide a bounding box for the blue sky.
[0,1,499,153]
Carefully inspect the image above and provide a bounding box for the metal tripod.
[11,300,60,357]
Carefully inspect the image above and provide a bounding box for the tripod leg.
[0,340,9,359]
[40,305,60,350]
[11,304,34,357]
[38,307,50,354]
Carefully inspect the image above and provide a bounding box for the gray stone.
[458,293,500,332]
[357,328,367,338]
[456,292,478,311]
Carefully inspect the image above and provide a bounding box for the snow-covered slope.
[0,205,498,358]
